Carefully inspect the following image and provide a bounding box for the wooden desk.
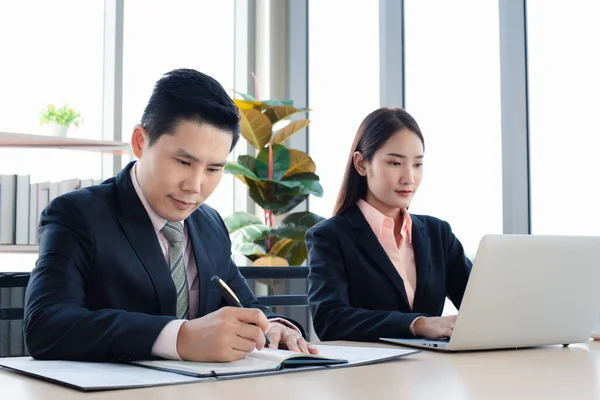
[2,340,600,400]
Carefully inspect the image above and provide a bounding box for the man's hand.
[413,315,457,339]
[266,322,319,355]
[176,307,270,362]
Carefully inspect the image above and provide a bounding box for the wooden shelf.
[0,245,39,254]
[0,131,130,154]
[0,132,127,255]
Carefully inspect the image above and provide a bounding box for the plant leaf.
[272,212,326,240]
[269,238,308,266]
[223,211,263,233]
[240,179,309,215]
[252,255,289,267]
[262,99,294,107]
[232,242,267,256]
[232,90,256,101]
[282,149,316,178]
[224,162,258,179]
[286,242,309,265]
[251,187,306,215]
[270,184,309,214]
[283,172,319,181]
[233,98,266,111]
[270,238,293,255]
[271,179,302,188]
[240,109,272,150]
[253,158,268,178]
[255,177,303,188]
[297,180,324,197]
[230,223,270,245]
[237,160,303,188]
[272,194,308,215]
[243,176,271,206]
[263,106,301,124]
[237,155,256,173]
[256,144,290,180]
[270,119,310,145]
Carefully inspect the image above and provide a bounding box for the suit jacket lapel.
[115,161,176,316]
[411,215,431,310]
[345,206,411,308]
[185,215,213,317]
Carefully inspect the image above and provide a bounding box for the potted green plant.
[223,92,324,267]
[39,104,82,137]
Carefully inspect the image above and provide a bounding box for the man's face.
[132,120,232,221]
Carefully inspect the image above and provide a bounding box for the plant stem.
[264,209,273,227]
[264,209,273,252]
[265,143,275,253]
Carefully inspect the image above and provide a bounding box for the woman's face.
[354,129,424,216]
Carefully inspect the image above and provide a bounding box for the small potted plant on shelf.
[223,91,325,268]
[39,103,82,137]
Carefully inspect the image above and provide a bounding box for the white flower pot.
[42,122,69,137]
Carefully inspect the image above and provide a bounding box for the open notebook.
[133,347,349,377]
[0,345,420,391]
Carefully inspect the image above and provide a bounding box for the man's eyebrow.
[174,148,200,162]
[174,149,227,167]
[386,152,424,159]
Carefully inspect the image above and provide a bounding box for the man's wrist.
[152,319,187,360]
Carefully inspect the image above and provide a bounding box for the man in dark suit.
[24,68,317,362]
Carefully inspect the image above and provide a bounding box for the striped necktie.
[161,221,189,319]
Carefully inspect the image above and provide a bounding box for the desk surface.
[3,340,600,400]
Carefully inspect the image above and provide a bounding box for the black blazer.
[305,205,472,342]
[24,161,303,361]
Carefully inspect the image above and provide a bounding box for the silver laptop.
[381,234,600,352]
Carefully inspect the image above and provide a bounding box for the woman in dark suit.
[306,107,472,342]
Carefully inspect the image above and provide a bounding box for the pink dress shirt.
[130,164,198,359]
[130,163,298,359]
[357,199,422,334]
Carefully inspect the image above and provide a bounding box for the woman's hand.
[413,315,457,339]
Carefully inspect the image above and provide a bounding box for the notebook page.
[0,357,206,391]
[134,354,280,376]
[248,347,344,363]
[312,344,420,366]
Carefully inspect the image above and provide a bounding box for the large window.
[0,1,105,272]
[0,0,105,183]
[121,0,236,218]
[527,0,600,235]
[307,0,380,219]
[404,0,503,260]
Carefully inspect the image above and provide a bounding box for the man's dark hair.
[140,68,240,151]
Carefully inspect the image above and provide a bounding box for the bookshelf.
[0,131,129,254]
[0,131,130,154]
[0,245,38,253]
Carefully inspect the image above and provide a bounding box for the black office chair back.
[0,268,313,355]
[0,273,30,357]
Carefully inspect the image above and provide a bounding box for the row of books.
[0,175,102,246]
